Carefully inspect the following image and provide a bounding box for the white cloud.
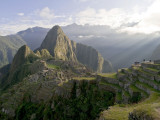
[2,1,160,35]
[121,0,160,34]
[75,8,134,28]
[75,0,160,34]
[0,7,72,35]
[17,13,24,16]
[39,7,54,20]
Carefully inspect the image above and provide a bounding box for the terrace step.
[129,84,148,98]
[141,63,160,70]
[142,67,160,75]
[137,76,160,91]
[137,68,155,80]
[135,81,159,94]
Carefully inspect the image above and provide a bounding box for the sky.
[0,0,160,35]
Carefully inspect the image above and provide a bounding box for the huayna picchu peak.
[1,25,160,120]
[36,25,113,73]
[37,25,77,62]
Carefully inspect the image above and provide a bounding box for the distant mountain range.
[1,23,160,70]
[0,25,113,73]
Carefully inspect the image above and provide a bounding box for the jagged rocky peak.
[38,25,77,62]
[10,45,38,72]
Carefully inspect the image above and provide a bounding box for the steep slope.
[71,41,113,73]
[0,27,48,68]
[37,25,77,62]
[1,45,39,89]
[9,45,38,72]
[0,45,114,119]
[98,61,160,120]
[1,48,160,119]
[0,35,26,68]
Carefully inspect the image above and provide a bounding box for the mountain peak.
[48,25,64,36]
[10,45,37,72]
[37,25,77,61]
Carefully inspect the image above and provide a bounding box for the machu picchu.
[1,25,160,120]
[98,60,160,120]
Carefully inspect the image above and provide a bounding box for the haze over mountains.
[1,25,160,120]
[1,23,160,70]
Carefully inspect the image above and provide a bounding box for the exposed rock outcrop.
[10,45,38,72]
[71,41,113,73]
[37,25,77,62]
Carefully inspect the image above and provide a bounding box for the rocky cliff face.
[71,41,113,73]
[37,25,113,73]
[37,25,77,62]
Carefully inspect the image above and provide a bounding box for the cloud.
[0,7,73,35]
[39,7,54,20]
[121,0,160,34]
[2,1,160,35]
[75,8,134,28]
[75,0,160,34]
[17,13,24,16]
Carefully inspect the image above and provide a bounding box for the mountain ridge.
[36,25,112,73]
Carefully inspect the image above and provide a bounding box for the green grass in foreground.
[101,93,160,120]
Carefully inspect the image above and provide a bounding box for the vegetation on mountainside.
[0,35,26,68]
[15,81,115,120]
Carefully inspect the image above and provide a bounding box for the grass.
[139,68,153,76]
[101,93,160,120]
[47,64,60,70]
[73,77,96,81]
[99,82,122,89]
[123,91,130,97]
[138,75,160,86]
[98,73,117,79]
[135,81,159,93]
[130,84,148,97]
[146,67,159,72]
[116,92,122,101]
